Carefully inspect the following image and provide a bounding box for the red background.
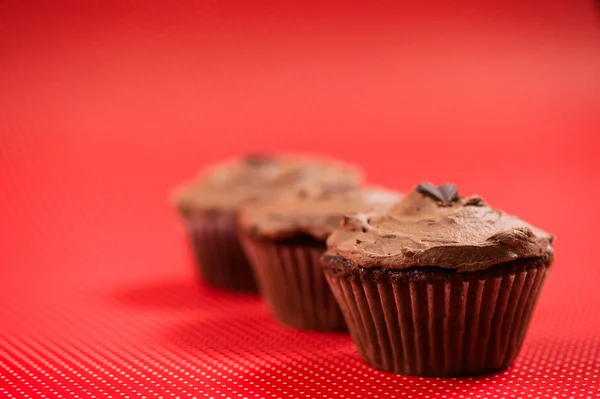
[1,1,599,397]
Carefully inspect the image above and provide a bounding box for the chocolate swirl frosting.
[239,187,402,241]
[173,155,363,215]
[325,183,554,272]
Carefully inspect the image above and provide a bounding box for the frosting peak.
[325,184,554,272]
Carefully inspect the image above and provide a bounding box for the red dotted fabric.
[2,269,599,398]
[1,1,600,397]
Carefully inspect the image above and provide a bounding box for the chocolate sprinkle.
[244,154,274,165]
[416,182,459,204]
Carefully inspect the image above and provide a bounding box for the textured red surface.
[1,1,600,398]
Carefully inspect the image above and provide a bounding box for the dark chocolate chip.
[416,182,459,205]
[244,154,274,165]
[439,183,458,202]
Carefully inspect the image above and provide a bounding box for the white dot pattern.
[1,276,598,398]
[1,118,599,398]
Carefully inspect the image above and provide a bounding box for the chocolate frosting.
[325,183,554,272]
[173,155,363,216]
[238,187,403,241]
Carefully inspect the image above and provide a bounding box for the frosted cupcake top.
[324,182,554,272]
[173,154,363,216]
[239,186,402,241]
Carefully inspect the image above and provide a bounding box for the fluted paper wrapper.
[184,215,258,292]
[323,261,550,376]
[240,236,346,331]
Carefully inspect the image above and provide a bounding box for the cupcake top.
[173,154,363,216]
[325,182,554,272]
[238,186,402,241]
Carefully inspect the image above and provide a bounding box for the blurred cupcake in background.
[172,154,363,292]
[238,186,401,329]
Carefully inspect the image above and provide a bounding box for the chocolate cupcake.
[238,186,401,330]
[321,183,554,376]
[172,155,362,292]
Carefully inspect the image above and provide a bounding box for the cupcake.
[172,154,362,292]
[321,182,554,376]
[238,186,401,330]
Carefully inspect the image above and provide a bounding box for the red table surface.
[1,1,600,398]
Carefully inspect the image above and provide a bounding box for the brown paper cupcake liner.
[322,256,551,376]
[240,236,346,331]
[184,215,258,292]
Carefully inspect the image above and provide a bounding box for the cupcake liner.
[240,236,346,331]
[323,259,550,376]
[184,215,258,292]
